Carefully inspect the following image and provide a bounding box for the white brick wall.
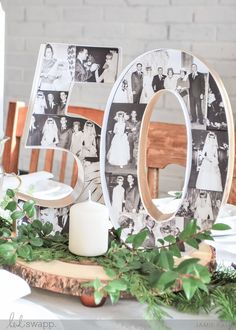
[2,0,236,108]
[1,0,236,193]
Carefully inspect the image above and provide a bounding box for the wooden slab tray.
[7,243,215,297]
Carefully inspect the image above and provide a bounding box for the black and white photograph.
[26,114,101,161]
[188,129,228,191]
[38,205,70,234]
[74,46,119,83]
[177,188,223,229]
[39,43,74,91]
[113,49,182,104]
[105,103,146,173]
[112,50,209,131]
[32,90,69,116]
[206,74,227,131]
[106,173,141,225]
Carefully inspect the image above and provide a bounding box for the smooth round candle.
[69,200,109,257]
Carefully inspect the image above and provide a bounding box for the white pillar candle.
[0,3,5,139]
[69,198,109,257]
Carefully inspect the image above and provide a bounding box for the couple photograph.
[108,173,140,224]
[105,103,146,171]
[74,46,119,84]
[38,43,120,90]
[177,188,223,230]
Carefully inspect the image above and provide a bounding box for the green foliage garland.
[0,189,235,323]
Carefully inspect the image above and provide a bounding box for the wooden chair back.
[3,101,236,204]
[3,102,103,187]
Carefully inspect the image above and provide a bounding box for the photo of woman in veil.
[33,91,47,114]
[194,191,214,228]
[196,132,222,192]
[41,117,59,147]
[81,121,97,159]
[111,176,125,223]
[95,50,118,83]
[107,111,130,167]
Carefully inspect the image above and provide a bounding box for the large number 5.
[23,43,120,208]
[100,49,234,246]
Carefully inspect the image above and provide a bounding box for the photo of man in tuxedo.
[75,48,98,82]
[45,93,58,115]
[57,116,72,150]
[57,91,68,115]
[188,63,205,125]
[126,110,141,165]
[124,174,140,213]
[131,63,143,104]
[152,66,166,93]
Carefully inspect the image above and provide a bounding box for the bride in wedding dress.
[196,132,223,192]
[107,111,130,167]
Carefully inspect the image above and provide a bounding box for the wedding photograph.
[74,46,120,83]
[177,188,223,228]
[105,103,146,173]
[206,74,227,131]
[188,129,229,191]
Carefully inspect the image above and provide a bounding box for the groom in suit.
[75,48,98,82]
[152,67,166,92]
[188,63,205,125]
[131,63,143,104]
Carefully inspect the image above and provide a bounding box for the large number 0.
[100,49,234,246]
[23,43,120,208]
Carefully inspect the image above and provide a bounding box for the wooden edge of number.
[6,243,215,297]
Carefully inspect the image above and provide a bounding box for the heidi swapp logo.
[6,313,56,329]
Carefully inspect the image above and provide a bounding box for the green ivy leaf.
[5,201,17,212]
[212,223,231,231]
[126,229,148,249]
[104,268,117,279]
[185,238,199,249]
[93,278,102,291]
[109,291,120,304]
[23,200,35,212]
[196,233,214,241]
[0,243,16,265]
[133,229,149,249]
[108,279,127,291]
[182,277,199,300]
[164,235,176,244]
[158,250,174,270]
[157,239,165,245]
[148,269,162,286]
[157,271,179,291]
[6,189,15,198]
[94,290,103,305]
[169,244,181,258]
[42,222,53,235]
[27,208,35,218]
[29,237,43,247]
[17,245,32,259]
[179,219,197,240]
[177,258,200,273]
[0,228,12,237]
[193,264,211,284]
[32,220,43,231]
[11,210,25,221]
